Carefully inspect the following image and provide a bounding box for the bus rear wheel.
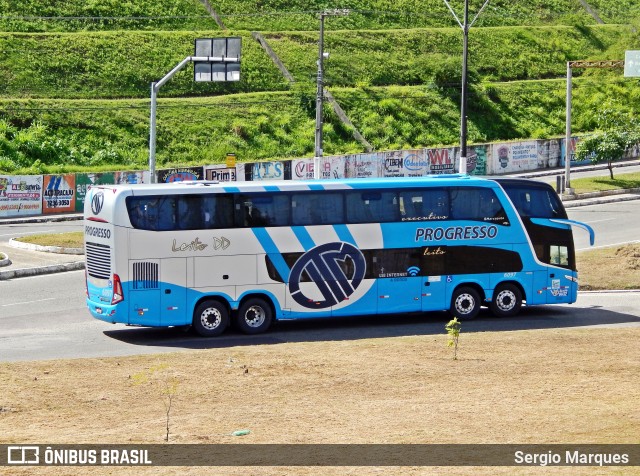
[236,298,273,335]
[490,283,522,317]
[193,300,229,337]
[450,286,481,320]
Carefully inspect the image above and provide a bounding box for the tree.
[575,106,640,180]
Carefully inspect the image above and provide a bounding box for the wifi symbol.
[407,266,421,277]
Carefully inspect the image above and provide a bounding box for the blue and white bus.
[84,175,594,336]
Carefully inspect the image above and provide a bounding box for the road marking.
[0,230,55,238]
[582,218,616,224]
[1,297,58,307]
[578,239,640,251]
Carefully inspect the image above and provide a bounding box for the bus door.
[420,246,447,312]
[160,257,187,326]
[373,249,423,314]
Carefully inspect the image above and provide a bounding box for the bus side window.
[154,197,177,231]
[421,189,449,219]
[177,196,202,230]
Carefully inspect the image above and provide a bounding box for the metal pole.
[458,0,469,174]
[314,14,325,179]
[565,62,573,194]
[149,81,158,184]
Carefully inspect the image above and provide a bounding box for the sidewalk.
[0,167,639,280]
[0,213,84,280]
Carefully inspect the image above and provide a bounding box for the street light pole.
[459,0,469,174]
[314,13,326,179]
[314,9,349,179]
[443,0,490,174]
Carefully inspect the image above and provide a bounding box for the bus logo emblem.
[91,191,104,215]
[289,242,366,309]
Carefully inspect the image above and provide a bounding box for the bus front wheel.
[236,298,273,334]
[193,300,229,337]
[450,287,481,320]
[490,283,522,317]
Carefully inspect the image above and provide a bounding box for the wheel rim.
[495,289,516,312]
[455,293,476,315]
[200,307,222,330]
[244,305,266,328]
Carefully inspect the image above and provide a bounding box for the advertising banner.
[292,158,315,180]
[536,139,561,169]
[157,167,204,183]
[317,156,347,179]
[244,161,291,181]
[560,137,590,167]
[204,165,237,182]
[114,171,149,184]
[382,150,429,177]
[345,153,379,178]
[0,175,43,218]
[491,141,539,174]
[42,175,76,214]
[466,145,488,176]
[427,147,456,175]
[75,173,115,212]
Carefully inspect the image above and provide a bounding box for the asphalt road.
[568,200,640,251]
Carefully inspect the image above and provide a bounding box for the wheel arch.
[452,281,486,303]
[237,292,278,318]
[492,280,526,302]
[193,295,231,317]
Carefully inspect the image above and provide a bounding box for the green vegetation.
[0,0,216,31]
[16,231,84,248]
[0,2,638,174]
[569,172,640,193]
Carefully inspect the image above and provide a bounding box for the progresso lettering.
[415,225,498,242]
[85,225,111,239]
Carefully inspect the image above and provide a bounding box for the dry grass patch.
[0,327,638,476]
[577,244,640,290]
[16,231,84,249]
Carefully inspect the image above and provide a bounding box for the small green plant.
[445,318,461,360]
[132,363,179,442]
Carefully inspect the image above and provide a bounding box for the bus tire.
[236,298,273,335]
[490,283,522,317]
[450,286,481,320]
[193,300,229,337]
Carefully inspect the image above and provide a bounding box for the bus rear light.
[112,274,124,304]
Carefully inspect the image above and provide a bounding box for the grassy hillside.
[0,25,628,100]
[209,0,595,29]
[0,1,638,174]
[0,0,215,31]
[1,76,637,174]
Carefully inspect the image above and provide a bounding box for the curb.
[0,261,85,280]
[0,252,11,267]
[8,237,84,255]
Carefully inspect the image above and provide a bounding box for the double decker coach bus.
[84,175,594,337]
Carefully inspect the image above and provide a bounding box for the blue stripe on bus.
[333,224,356,245]
[252,228,291,282]
[292,226,316,250]
[223,186,241,193]
[263,185,281,192]
[308,184,325,191]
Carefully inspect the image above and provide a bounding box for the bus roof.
[89,175,503,195]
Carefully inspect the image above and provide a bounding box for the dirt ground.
[577,244,640,290]
[1,326,639,476]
